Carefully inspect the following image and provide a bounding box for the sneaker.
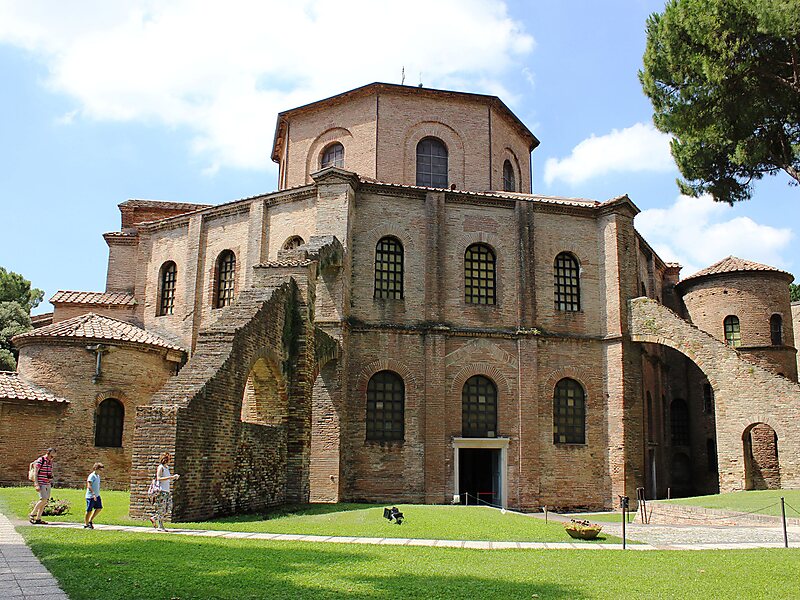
[33,519,48,525]
[83,524,91,529]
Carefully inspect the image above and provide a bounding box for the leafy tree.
[791,283,800,302]
[0,267,43,370]
[640,0,800,204]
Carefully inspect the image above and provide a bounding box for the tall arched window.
[724,315,741,347]
[95,398,124,447]
[671,398,690,446]
[214,250,236,308]
[554,252,580,312]
[416,137,448,187]
[366,371,404,441]
[158,261,177,316]
[321,142,344,169]
[464,244,496,305]
[282,236,304,251]
[502,159,515,192]
[374,236,404,299]
[553,378,586,444]
[462,375,497,437]
[770,314,783,346]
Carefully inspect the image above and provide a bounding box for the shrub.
[29,498,72,516]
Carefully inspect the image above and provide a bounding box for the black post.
[619,495,629,549]
[781,497,788,548]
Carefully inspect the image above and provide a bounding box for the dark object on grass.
[383,506,404,524]
[564,518,602,540]
[28,498,71,516]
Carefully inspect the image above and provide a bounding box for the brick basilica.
[2,83,799,521]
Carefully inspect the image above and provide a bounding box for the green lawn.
[663,489,800,518]
[19,527,800,600]
[0,487,623,543]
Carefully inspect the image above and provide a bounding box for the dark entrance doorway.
[459,448,498,506]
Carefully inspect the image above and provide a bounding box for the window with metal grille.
[724,315,741,347]
[321,142,344,169]
[95,398,124,447]
[282,236,304,251]
[464,244,496,305]
[554,252,580,311]
[158,261,177,316]
[502,159,515,192]
[671,398,690,446]
[703,383,714,413]
[553,378,585,444]
[770,314,783,345]
[416,137,448,187]
[374,237,403,299]
[462,375,497,438]
[366,371,404,441]
[215,250,236,308]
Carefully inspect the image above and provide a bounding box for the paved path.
[0,513,68,599]
[599,520,800,549]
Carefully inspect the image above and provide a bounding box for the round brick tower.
[676,256,797,381]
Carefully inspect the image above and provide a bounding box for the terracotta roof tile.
[50,291,137,306]
[13,313,185,352]
[0,372,68,404]
[681,256,793,284]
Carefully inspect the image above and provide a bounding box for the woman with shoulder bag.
[149,452,179,531]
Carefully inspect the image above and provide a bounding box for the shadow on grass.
[25,531,585,600]
[206,502,378,524]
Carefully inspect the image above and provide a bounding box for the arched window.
[95,398,124,447]
[374,237,403,299]
[321,142,344,169]
[703,383,714,414]
[724,315,741,347]
[158,261,177,316]
[554,252,580,312]
[416,137,448,187]
[462,375,497,437]
[464,244,496,305]
[214,250,236,308]
[502,159,515,192]
[366,371,404,441]
[646,391,654,440]
[282,236,304,251]
[671,398,690,446]
[553,378,586,444]
[770,314,783,346]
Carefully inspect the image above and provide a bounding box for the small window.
[366,371,404,441]
[158,261,177,316]
[502,160,515,192]
[724,315,741,347]
[214,250,236,308]
[464,244,496,305]
[554,252,580,312]
[321,142,344,169]
[703,383,714,414]
[646,391,654,440]
[671,398,690,446]
[553,378,586,444]
[416,137,448,187]
[282,236,304,251]
[374,237,403,300]
[95,398,124,447]
[770,314,783,346]
[462,375,497,438]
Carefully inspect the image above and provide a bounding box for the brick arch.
[403,121,465,188]
[501,148,522,192]
[240,350,288,427]
[450,363,512,397]
[456,232,502,252]
[364,224,416,252]
[357,359,418,395]
[541,368,589,398]
[94,388,130,409]
[306,127,353,181]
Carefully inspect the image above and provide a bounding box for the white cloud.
[635,195,793,277]
[0,0,534,173]
[543,122,674,186]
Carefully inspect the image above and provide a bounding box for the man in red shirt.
[29,448,56,524]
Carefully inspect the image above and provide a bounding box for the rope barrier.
[782,501,800,516]
[653,501,782,523]
[462,492,504,511]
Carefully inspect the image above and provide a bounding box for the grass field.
[0,487,624,543]
[663,489,800,518]
[18,526,800,600]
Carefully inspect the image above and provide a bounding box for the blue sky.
[0,0,796,314]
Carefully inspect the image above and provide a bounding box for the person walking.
[84,463,104,529]
[28,448,56,524]
[149,452,179,531]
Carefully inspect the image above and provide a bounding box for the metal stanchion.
[781,497,788,548]
[619,495,629,549]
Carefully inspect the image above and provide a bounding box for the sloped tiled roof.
[50,291,137,306]
[13,313,185,352]
[0,372,69,404]
[680,256,793,284]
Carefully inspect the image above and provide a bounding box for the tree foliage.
[640,0,800,204]
[0,267,44,312]
[0,267,43,371]
[791,283,800,302]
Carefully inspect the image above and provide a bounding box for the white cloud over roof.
[0,0,534,173]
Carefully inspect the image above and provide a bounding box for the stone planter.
[564,519,602,540]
